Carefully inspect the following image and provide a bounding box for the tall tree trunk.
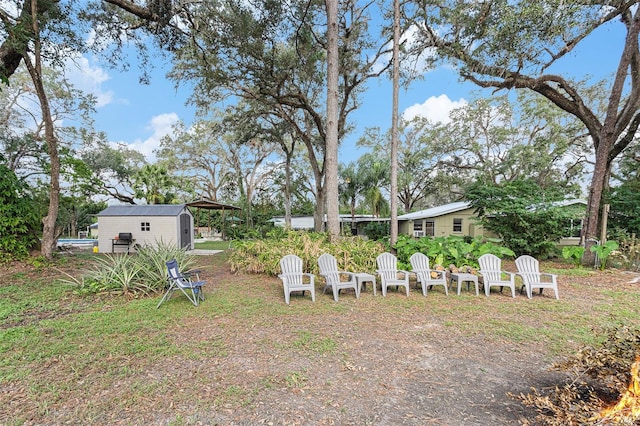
[24,0,60,259]
[580,11,640,263]
[389,0,400,247]
[284,149,293,229]
[314,184,326,232]
[582,136,615,264]
[324,0,340,239]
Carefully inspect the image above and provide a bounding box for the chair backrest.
[515,255,540,285]
[318,253,340,284]
[280,254,304,285]
[166,259,179,278]
[166,259,186,284]
[318,253,338,274]
[409,252,430,272]
[376,252,398,281]
[478,253,503,281]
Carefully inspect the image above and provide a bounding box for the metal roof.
[97,204,188,217]
[397,201,472,221]
[186,197,241,210]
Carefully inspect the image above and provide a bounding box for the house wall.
[400,208,484,238]
[98,215,183,253]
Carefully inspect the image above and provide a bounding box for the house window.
[413,222,424,237]
[453,218,463,233]
[425,220,435,237]
[141,222,150,231]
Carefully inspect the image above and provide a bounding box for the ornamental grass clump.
[229,230,384,276]
[59,242,196,298]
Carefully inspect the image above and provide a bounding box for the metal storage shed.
[97,204,195,253]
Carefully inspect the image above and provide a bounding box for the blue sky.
[69,16,624,166]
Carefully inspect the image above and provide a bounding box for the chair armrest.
[279,273,314,284]
[540,273,558,282]
[428,269,446,278]
[502,271,516,280]
[182,269,202,279]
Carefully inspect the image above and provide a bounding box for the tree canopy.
[407,0,640,248]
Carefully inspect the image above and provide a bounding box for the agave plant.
[136,240,195,291]
[59,241,199,298]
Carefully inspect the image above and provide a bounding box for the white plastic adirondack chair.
[376,252,410,297]
[478,254,516,297]
[409,252,448,296]
[317,253,359,301]
[515,255,559,299]
[278,254,316,304]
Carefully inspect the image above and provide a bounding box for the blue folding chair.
[157,259,206,308]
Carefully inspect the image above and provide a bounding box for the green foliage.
[590,240,619,271]
[393,234,514,270]
[362,221,389,241]
[466,178,579,257]
[561,246,585,267]
[0,164,40,261]
[132,164,179,205]
[228,230,384,276]
[135,240,197,289]
[608,143,640,236]
[60,242,196,297]
[606,229,640,270]
[609,184,640,236]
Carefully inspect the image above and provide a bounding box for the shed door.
[180,213,191,249]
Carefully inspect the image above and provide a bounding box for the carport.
[186,197,242,240]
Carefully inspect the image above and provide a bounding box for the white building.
[97,204,194,253]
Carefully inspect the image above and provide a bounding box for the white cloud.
[371,24,437,76]
[403,94,467,124]
[64,55,114,107]
[123,113,180,161]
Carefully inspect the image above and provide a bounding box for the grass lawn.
[1,252,639,425]
[194,240,235,250]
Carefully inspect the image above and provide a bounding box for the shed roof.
[97,204,187,217]
[397,201,472,221]
[186,197,241,210]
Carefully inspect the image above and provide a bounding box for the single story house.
[397,199,588,242]
[397,201,485,238]
[89,222,99,238]
[97,204,195,253]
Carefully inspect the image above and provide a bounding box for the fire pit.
[597,356,640,422]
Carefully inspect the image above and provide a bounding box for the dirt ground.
[3,253,640,425]
[180,257,554,426]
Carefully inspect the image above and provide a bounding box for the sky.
[67,12,624,168]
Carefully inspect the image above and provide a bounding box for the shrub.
[591,240,619,271]
[362,221,390,241]
[393,234,514,270]
[466,178,582,257]
[229,230,384,275]
[561,246,586,267]
[59,242,197,297]
[0,164,40,261]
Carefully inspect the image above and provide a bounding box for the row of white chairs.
[278,252,559,304]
